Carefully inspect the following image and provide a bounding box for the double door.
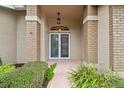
[49,33,70,59]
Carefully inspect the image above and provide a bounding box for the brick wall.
[110,6,124,71]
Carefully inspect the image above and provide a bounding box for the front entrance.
[49,32,70,59]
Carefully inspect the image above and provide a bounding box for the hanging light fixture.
[57,12,61,25]
[51,12,69,31]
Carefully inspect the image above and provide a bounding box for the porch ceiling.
[41,5,84,20]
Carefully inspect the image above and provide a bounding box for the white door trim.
[49,32,70,59]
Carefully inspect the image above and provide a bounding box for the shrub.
[98,70,124,88]
[45,63,57,81]
[0,61,48,88]
[0,57,2,66]
[69,64,124,88]
[0,64,15,75]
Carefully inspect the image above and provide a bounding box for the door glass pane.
[61,34,69,57]
[51,34,59,57]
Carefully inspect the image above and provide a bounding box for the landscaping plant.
[69,64,124,88]
[45,63,57,81]
[0,61,48,88]
[0,64,15,75]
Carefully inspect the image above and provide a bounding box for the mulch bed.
[42,80,49,88]
[14,63,25,68]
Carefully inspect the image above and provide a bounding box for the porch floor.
[47,60,82,88]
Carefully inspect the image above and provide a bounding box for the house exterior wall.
[40,16,46,61]
[0,7,17,64]
[40,14,49,61]
[98,6,110,72]
[16,11,26,63]
[109,6,124,72]
[1,5,124,74]
[82,22,88,62]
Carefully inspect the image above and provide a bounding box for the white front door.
[49,33,70,59]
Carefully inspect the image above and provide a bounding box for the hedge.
[0,61,48,88]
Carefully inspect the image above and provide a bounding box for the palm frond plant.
[68,64,124,88]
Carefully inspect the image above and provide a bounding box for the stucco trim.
[83,16,98,24]
[97,6,109,73]
[25,16,41,24]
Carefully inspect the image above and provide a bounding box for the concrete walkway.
[47,60,82,88]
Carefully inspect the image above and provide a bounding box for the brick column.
[25,5,41,62]
[110,6,124,72]
[87,21,98,64]
[83,6,98,64]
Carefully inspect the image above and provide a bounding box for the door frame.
[49,32,70,59]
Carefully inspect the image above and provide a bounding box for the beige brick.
[82,6,98,64]
[26,5,41,62]
[109,6,124,71]
[87,20,97,64]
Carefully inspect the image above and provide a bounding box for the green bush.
[69,64,124,88]
[45,63,57,81]
[0,61,48,88]
[0,64,15,75]
[0,57,2,66]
